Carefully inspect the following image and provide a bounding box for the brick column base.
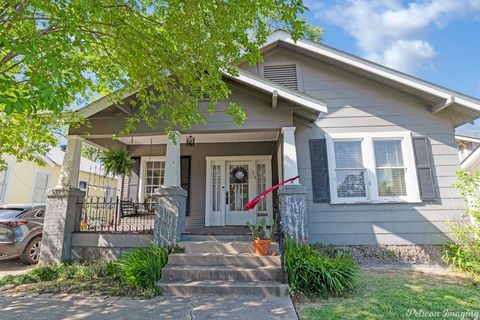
[40,187,85,265]
[278,184,308,243]
[153,186,187,247]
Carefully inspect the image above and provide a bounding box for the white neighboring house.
[456,133,480,173]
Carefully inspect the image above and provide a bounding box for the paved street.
[0,260,35,277]
[0,293,298,319]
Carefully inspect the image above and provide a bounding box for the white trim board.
[117,131,280,145]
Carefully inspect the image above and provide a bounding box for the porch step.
[162,265,283,282]
[168,253,282,268]
[180,241,280,254]
[181,234,252,242]
[159,240,288,297]
[159,280,289,297]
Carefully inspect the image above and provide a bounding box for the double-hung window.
[333,140,367,200]
[326,132,420,203]
[374,139,407,197]
[139,156,166,200]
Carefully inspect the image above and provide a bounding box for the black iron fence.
[75,196,155,233]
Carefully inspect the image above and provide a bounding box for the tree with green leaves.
[1,0,319,169]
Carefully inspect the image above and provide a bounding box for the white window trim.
[31,169,51,204]
[0,164,13,203]
[325,132,421,204]
[139,156,166,201]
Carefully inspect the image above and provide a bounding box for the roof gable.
[262,30,480,127]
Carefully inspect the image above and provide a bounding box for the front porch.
[68,128,301,236]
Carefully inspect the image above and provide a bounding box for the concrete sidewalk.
[0,293,298,320]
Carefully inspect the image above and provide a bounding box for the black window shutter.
[310,139,330,203]
[412,137,436,200]
[180,156,191,216]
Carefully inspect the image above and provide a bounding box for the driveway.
[0,293,298,319]
[0,260,34,277]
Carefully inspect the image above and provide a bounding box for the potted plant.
[247,218,276,256]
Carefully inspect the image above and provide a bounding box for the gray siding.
[252,47,466,245]
[128,142,278,231]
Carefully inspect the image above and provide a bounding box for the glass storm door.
[225,161,255,225]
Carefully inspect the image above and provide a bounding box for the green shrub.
[117,245,169,294]
[443,243,480,274]
[283,239,359,296]
[449,170,480,274]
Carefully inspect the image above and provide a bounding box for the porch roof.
[74,68,327,119]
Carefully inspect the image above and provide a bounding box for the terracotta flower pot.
[253,239,271,256]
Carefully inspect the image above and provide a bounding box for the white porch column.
[281,127,300,185]
[164,131,181,186]
[57,135,84,188]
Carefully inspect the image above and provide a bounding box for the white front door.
[225,161,255,225]
[205,156,273,226]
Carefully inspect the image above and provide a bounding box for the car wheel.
[20,237,41,265]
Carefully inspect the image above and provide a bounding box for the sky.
[304,0,480,132]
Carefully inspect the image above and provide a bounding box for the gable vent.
[263,64,298,90]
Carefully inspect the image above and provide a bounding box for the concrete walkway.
[0,293,298,319]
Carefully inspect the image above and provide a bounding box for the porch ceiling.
[116,130,280,145]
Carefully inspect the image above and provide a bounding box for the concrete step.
[168,253,282,268]
[179,241,280,254]
[162,265,283,282]
[181,234,252,242]
[159,280,289,297]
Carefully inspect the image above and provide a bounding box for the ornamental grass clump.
[116,245,169,295]
[283,239,359,296]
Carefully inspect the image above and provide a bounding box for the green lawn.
[296,270,480,320]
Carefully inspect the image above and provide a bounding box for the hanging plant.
[99,148,135,199]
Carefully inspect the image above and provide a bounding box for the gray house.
[64,30,480,246]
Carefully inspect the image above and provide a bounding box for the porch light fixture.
[186,135,195,147]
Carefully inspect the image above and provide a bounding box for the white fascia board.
[227,69,328,113]
[34,153,56,167]
[461,147,480,172]
[76,87,139,118]
[264,31,480,113]
[455,135,480,143]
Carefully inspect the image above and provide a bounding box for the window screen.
[334,141,366,198]
[374,140,407,197]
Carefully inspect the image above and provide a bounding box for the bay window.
[326,132,420,203]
